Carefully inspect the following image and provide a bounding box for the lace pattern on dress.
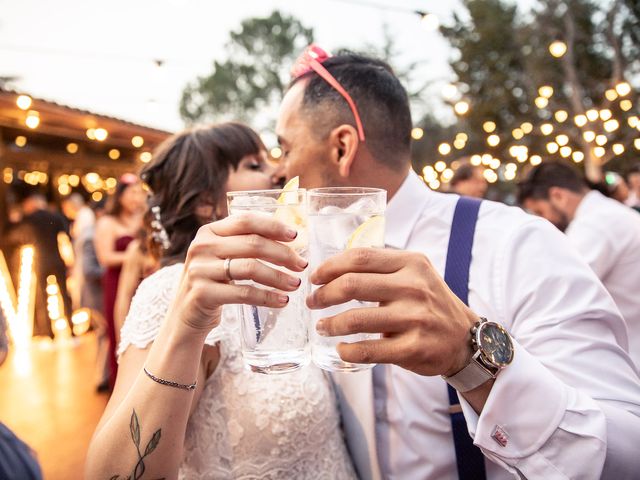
[118,264,357,480]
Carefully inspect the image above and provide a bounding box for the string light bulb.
[549,40,567,58]
[483,121,496,133]
[16,95,32,110]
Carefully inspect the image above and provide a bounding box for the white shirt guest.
[278,47,640,480]
[519,162,640,371]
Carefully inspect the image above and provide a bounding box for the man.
[62,192,96,310]
[276,46,640,479]
[625,164,640,211]
[17,190,73,337]
[518,162,640,371]
[450,162,488,198]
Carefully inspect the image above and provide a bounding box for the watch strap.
[443,351,495,393]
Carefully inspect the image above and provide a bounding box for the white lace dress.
[118,263,358,480]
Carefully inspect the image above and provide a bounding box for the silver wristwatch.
[443,317,514,393]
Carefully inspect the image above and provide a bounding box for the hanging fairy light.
[583,131,596,142]
[586,109,599,122]
[547,142,559,154]
[270,147,283,159]
[434,160,447,172]
[560,146,572,158]
[454,101,470,115]
[556,134,569,146]
[540,123,554,135]
[615,82,631,96]
[15,136,27,148]
[108,149,121,160]
[603,119,620,133]
[538,86,554,98]
[438,143,452,155]
[554,110,568,122]
[574,115,588,127]
[599,109,612,121]
[572,151,585,163]
[487,135,500,147]
[549,40,567,58]
[483,121,497,133]
[605,89,618,101]
[512,128,524,140]
[25,111,40,129]
[94,128,108,141]
[594,146,606,158]
[66,143,79,154]
[530,155,542,166]
[535,97,549,109]
[612,143,625,155]
[483,169,498,183]
[595,134,608,146]
[140,151,153,163]
[411,127,424,140]
[620,100,632,112]
[470,155,482,166]
[16,95,33,110]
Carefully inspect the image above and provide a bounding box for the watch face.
[477,322,514,367]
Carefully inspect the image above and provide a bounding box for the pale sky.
[0,0,522,136]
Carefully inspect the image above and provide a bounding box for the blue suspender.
[372,196,486,479]
[444,196,487,480]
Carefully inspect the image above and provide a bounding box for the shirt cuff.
[459,339,568,459]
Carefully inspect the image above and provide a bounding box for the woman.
[113,229,159,340]
[85,123,356,479]
[94,174,146,388]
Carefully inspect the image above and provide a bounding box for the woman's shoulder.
[117,263,184,358]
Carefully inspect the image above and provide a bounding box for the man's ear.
[548,186,565,203]
[328,124,360,178]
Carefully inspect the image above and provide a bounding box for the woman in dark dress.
[94,174,146,389]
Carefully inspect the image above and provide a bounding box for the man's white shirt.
[565,190,640,370]
[333,171,640,480]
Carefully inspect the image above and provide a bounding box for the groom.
[276,46,640,479]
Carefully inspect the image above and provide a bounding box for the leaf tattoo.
[144,430,162,456]
[108,410,165,480]
[130,409,141,448]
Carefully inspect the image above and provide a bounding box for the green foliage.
[180,10,313,124]
[413,0,639,183]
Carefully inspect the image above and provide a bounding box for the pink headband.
[291,44,366,142]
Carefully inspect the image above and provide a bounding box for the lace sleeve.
[117,263,184,360]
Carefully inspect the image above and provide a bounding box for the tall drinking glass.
[227,188,309,374]
[307,187,386,372]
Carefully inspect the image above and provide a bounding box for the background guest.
[449,162,488,198]
[94,174,146,389]
[518,161,640,370]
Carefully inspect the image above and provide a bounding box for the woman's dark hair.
[140,122,265,265]
[105,173,139,218]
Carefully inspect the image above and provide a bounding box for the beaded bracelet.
[143,366,197,391]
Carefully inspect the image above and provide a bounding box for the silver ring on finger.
[223,258,233,282]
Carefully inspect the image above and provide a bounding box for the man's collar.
[385,170,431,250]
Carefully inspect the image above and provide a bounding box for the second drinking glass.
[307,187,386,372]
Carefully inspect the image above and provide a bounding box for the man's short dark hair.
[517,161,588,204]
[290,51,412,171]
[451,163,478,187]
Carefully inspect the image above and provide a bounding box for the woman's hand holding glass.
[172,213,308,338]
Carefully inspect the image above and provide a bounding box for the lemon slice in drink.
[277,176,300,205]
[346,215,385,249]
[274,177,306,250]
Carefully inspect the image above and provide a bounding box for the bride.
[85,122,357,479]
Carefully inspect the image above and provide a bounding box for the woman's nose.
[271,161,286,188]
